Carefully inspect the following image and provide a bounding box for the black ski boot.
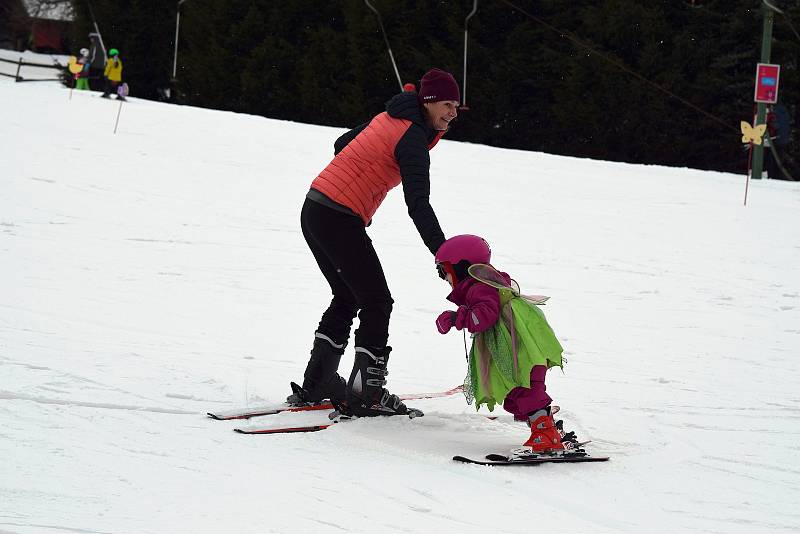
[286,332,347,406]
[336,346,417,417]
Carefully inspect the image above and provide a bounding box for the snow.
[2,68,800,534]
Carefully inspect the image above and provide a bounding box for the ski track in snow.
[2,68,800,533]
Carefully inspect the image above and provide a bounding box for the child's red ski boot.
[522,407,565,455]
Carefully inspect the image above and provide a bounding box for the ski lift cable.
[463,0,478,108]
[763,0,800,43]
[364,0,404,91]
[496,0,739,134]
[85,0,107,57]
[762,0,784,14]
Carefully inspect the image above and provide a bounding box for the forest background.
[65,0,799,175]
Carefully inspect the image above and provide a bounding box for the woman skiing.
[288,69,460,417]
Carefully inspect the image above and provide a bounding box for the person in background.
[75,48,90,90]
[765,104,793,180]
[101,48,125,101]
[771,104,792,150]
[87,33,106,91]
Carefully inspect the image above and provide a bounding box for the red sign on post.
[754,63,780,104]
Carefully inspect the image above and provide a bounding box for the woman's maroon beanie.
[418,68,460,104]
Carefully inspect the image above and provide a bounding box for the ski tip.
[451,455,510,466]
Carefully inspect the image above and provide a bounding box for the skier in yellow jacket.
[101,48,125,101]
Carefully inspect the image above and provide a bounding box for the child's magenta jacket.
[445,271,512,334]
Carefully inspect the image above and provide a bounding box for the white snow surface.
[2,74,800,534]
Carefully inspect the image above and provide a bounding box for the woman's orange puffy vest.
[311,112,443,225]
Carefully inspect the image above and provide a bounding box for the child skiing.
[101,48,125,101]
[434,234,579,456]
[75,48,90,90]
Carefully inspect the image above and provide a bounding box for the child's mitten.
[435,311,457,334]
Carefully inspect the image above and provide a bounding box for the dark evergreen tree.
[67,0,798,178]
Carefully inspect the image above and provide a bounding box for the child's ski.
[453,452,609,465]
[208,385,462,421]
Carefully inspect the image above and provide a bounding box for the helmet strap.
[437,261,458,283]
[444,262,458,282]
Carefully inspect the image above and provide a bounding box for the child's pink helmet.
[435,234,491,266]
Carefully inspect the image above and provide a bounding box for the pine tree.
[66,0,797,177]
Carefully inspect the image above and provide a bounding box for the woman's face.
[423,100,459,131]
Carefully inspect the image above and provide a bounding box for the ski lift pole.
[86,1,107,57]
[173,0,190,79]
[93,22,106,56]
[462,0,478,109]
[751,0,776,180]
[364,0,403,91]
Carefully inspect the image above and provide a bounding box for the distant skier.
[87,32,106,91]
[288,68,460,417]
[75,48,90,90]
[101,48,125,101]
[434,235,578,455]
[764,104,792,180]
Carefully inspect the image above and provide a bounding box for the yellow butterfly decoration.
[740,121,767,145]
[67,56,83,75]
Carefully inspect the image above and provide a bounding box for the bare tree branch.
[22,0,74,21]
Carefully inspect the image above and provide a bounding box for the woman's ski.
[208,385,462,421]
[233,408,424,434]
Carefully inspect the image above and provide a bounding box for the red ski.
[208,385,462,421]
[234,423,333,434]
[208,401,334,421]
[233,407,424,434]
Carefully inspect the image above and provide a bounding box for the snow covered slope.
[1,75,799,534]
